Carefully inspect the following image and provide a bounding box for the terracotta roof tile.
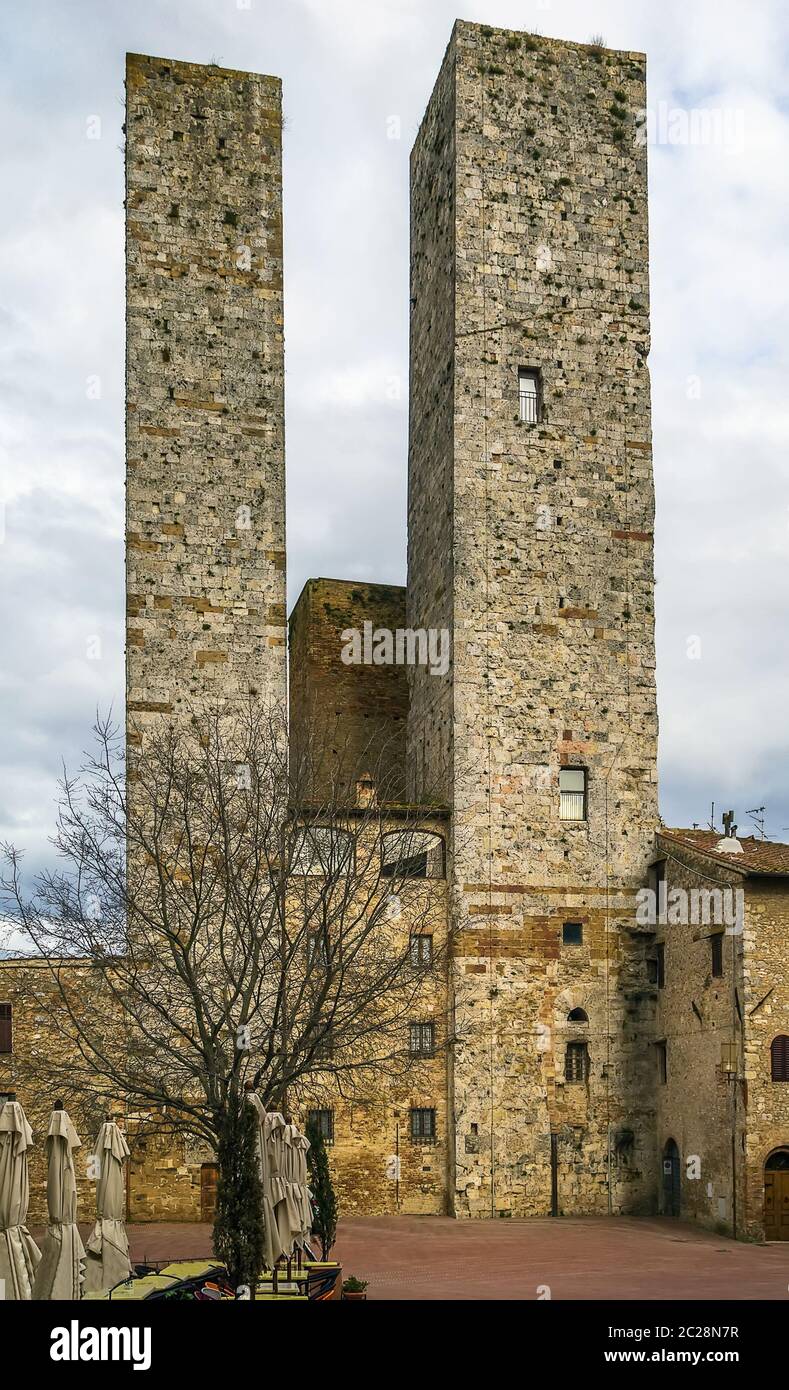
[657,828,789,877]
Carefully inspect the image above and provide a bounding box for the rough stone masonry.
[125,53,287,742]
[407,22,660,1217]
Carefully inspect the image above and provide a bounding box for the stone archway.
[764,1148,789,1240]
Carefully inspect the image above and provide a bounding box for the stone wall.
[741,879,789,1239]
[653,840,746,1234]
[408,22,659,1217]
[126,54,286,743]
[289,578,408,801]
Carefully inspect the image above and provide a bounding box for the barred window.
[710,932,723,978]
[771,1036,789,1082]
[518,368,541,423]
[410,933,433,967]
[559,767,587,821]
[565,1041,589,1083]
[410,1107,436,1144]
[307,1108,334,1143]
[0,1004,11,1055]
[409,1021,435,1057]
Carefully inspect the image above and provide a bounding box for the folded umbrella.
[32,1105,86,1300]
[0,1098,41,1300]
[265,1111,295,1256]
[83,1118,132,1294]
[247,1093,287,1268]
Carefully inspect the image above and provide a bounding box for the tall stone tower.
[125,54,286,739]
[408,23,659,1216]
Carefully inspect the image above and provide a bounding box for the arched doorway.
[764,1149,789,1241]
[200,1163,219,1222]
[662,1138,680,1217]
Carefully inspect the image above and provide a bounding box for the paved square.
[110,1217,789,1300]
[333,1216,789,1300]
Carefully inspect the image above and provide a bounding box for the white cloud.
[1,0,788,878]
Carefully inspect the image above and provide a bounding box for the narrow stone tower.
[125,54,286,739]
[407,23,659,1216]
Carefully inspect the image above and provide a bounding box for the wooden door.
[765,1170,789,1240]
[200,1163,219,1222]
[662,1140,680,1217]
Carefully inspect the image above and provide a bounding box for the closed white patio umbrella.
[83,1117,132,1294]
[283,1123,312,1244]
[280,1121,308,1251]
[0,1097,41,1300]
[266,1110,296,1256]
[247,1092,288,1269]
[32,1104,85,1300]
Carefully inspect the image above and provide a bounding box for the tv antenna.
[746,806,766,839]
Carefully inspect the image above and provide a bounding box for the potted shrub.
[342,1275,368,1301]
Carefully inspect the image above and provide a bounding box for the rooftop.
[657,828,789,877]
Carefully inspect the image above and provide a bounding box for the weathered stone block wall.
[408,22,659,1217]
[653,843,746,1234]
[741,880,789,1239]
[0,959,212,1225]
[0,961,108,1224]
[289,578,408,801]
[126,54,286,741]
[406,41,456,803]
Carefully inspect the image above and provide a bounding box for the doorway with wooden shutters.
[200,1162,219,1222]
[764,1149,789,1240]
[662,1138,681,1217]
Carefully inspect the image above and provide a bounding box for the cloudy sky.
[1,0,788,882]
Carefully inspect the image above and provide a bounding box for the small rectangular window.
[410,1107,436,1143]
[656,1041,667,1084]
[562,922,583,947]
[409,1021,436,1057]
[410,934,433,967]
[0,1004,11,1055]
[710,933,723,978]
[518,368,540,423]
[309,1025,334,1062]
[559,767,587,821]
[646,958,658,985]
[565,1041,589,1083]
[307,1108,334,1144]
[307,933,330,969]
[656,942,665,989]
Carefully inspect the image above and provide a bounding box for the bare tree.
[1,700,449,1272]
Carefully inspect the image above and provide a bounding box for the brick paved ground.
[58,1216,787,1301]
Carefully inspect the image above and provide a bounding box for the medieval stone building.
[1,21,787,1239]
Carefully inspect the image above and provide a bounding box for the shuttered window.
[0,1004,11,1055]
[771,1036,789,1082]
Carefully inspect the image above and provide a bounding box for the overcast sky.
[1,0,788,882]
